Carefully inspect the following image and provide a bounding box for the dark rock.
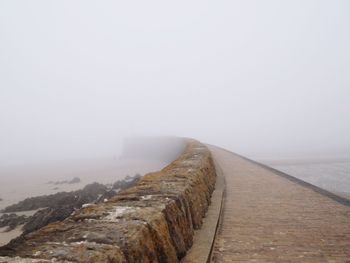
[0,140,217,263]
[68,177,81,184]
[47,176,81,185]
[2,182,108,213]
[22,206,74,234]
[5,175,141,214]
[0,213,28,231]
[112,174,141,191]
[1,175,141,241]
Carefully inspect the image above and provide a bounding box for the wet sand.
[0,157,169,246]
[0,225,23,247]
[0,158,168,211]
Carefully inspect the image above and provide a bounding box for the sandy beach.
[0,225,23,247]
[0,157,169,246]
[0,157,168,211]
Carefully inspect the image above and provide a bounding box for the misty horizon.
[1,0,350,166]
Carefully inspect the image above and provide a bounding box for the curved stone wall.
[0,140,217,263]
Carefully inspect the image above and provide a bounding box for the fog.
[1,0,350,166]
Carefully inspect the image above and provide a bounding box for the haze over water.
[264,158,350,199]
[0,1,349,203]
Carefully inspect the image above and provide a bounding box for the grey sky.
[1,0,350,165]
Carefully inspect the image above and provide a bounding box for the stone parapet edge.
[0,139,217,263]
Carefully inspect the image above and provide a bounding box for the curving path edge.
[209,146,350,262]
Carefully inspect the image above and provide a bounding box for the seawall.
[0,140,217,262]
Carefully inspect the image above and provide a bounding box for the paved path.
[209,146,350,263]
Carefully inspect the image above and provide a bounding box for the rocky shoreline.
[0,140,217,262]
[47,176,81,185]
[0,174,140,241]
[0,214,27,232]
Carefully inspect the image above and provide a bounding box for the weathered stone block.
[0,140,217,263]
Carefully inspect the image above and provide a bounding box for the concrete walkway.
[209,146,350,263]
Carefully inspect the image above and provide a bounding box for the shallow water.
[264,159,350,199]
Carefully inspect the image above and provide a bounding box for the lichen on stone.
[0,140,217,263]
